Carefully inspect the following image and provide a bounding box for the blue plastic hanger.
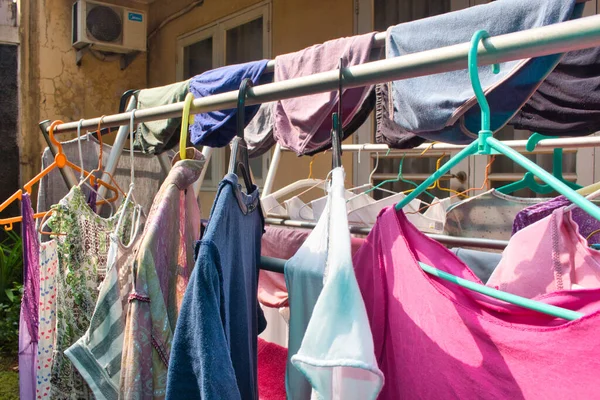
[362,153,436,199]
[497,132,582,195]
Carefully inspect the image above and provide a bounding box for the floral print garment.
[37,240,58,399]
[48,186,133,399]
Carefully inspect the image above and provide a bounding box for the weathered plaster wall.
[148,0,355,207]
[19,0,148,185]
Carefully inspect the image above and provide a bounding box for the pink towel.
[258,338,287,400]
[273,33,376,155]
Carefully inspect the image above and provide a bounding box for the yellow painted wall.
[19,0,148,185]
[147,0,355,208]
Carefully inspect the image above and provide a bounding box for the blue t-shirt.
[166,174,266,400]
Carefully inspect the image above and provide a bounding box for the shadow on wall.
[0,44,20,239]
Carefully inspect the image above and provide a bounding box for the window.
[354,0,600,200]
[177,2,271,190]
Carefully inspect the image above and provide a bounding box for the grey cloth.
[386,0,582,144]
[444,189,550,241]
[134,80,190,154]
[37,133,173,219]
[244,101,276,158]
[450,247,502,283]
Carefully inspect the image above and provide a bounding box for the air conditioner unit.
[72,0,147,53]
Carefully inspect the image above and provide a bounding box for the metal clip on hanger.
[228,78,255,192]
[331,58,344,170]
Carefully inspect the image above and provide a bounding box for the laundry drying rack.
[37,13,600,321]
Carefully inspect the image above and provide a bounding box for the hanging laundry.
[258,225,366,309]
[510,47,600,137]
[37,239,58,400]
[374,81,425,149]
[445,189,550,241]
[353,206,600,399]
[134,79,191,154]
[311,189,373,222]
[261,194,288,218]
[273,33,377,155]
[290,167,383,399]
[284,169,381,400]
[119,149,204,399]
[488,208,600,297]
[166,173,265,400]
[19,193,39,400]
[512,195,600,243]
[47,186,134,399]
[349,192,449,233]
[257,338,287,400]
[37,133,173,219]
[65,230,142,400]
[259,226,366,349]
[189,60,270,147]
[241,101,277,158]
[385,0,583,144]
[449,247,502,283]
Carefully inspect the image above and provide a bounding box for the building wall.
[148,0,355,208]
[19,0,148,186]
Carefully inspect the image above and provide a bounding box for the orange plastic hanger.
[0,120,120,231]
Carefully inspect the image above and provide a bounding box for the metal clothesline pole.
[264,217,509,250]
[260,135,600,196]
[46,15,600,135]
[52,15,600,201]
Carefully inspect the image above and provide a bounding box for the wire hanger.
[74,119,116,215]
[392,29,590,321]
[497,132,582,195]
[75,116,124,205]
[228,78,255,192]
[113,109,143,246]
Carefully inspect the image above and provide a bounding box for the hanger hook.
[468,30,500,133]
[237,78,254,138]
[180,93,195,160]
[228,78,254,191]
[48,121,67,169]
[129,109,137,185]
[77,119,85,181]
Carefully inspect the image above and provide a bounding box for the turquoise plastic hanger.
[391,29,600,321]
[497,132,582,195]
[362,153,436,199]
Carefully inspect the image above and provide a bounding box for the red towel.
[258,338,287,400]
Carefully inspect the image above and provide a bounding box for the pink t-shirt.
[488,207,600,297]
[353,207,600,400]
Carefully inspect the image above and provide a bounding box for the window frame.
[176,1,272,190]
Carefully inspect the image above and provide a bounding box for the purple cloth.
[19,193,39,400]
[189,60,270,147]
[512,195,600,243]
[273,33,376,155]
[86,182,98,213]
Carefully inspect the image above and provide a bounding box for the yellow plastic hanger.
[0,120,120,231]
[179,93,195,160]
